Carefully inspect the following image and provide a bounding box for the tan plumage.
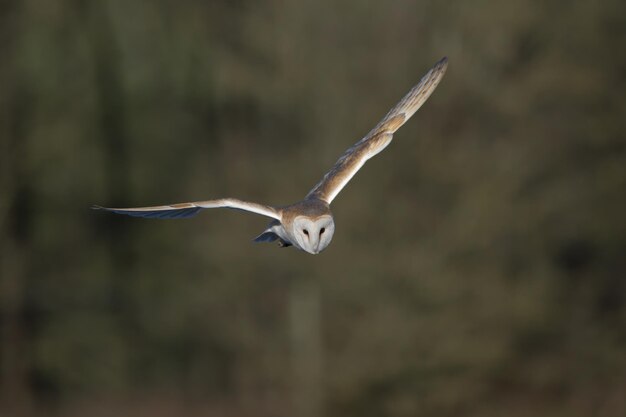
[306,56,448,203]
[94,57,448,254]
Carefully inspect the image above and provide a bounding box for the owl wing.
[306,56,448,204]
[93,198,281,220]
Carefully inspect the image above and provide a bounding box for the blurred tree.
[0,2,36,415]
[0,0,624,416]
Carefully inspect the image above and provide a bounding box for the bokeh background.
[1,1,625,416]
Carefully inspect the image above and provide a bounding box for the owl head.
[291,215,335,254]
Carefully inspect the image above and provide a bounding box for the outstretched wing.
[306,56,448,204]
[93,198,281,220]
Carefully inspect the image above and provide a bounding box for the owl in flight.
[94,57,448,254]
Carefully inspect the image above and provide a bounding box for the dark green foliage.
[0,1,624,416]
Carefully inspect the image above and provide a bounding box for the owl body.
[254,199,335,254]
[94,58,448,255]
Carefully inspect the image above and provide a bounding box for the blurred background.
[1,0,625,416]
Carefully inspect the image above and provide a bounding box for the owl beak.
[312,242,322,255]
[306,246,320,255]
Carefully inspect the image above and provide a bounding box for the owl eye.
[320,228,325,235]
[303,229,309,236]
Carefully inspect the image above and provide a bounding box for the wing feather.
[306,56,448,203]
[93,198,281,220]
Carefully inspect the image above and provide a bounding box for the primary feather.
[92,199,281,220]
[306,56,448,203]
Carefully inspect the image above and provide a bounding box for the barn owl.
[94,57,448,254]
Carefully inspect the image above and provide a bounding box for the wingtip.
[91,205,103,210]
